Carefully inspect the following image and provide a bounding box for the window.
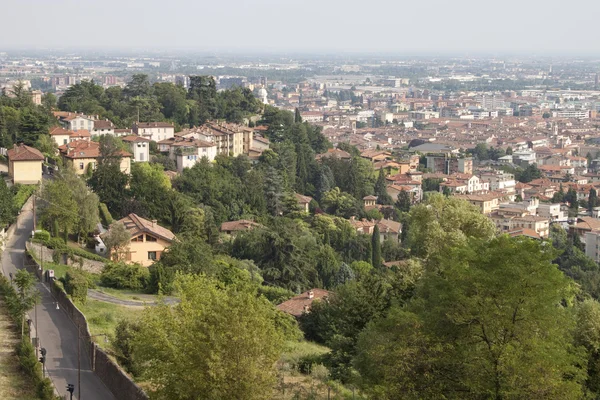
[139,153,145,161]
[79,162,84,170]
[146,235,157,242]
[131,234,144,242]
[148,251,157,260]
[63,139,67,145]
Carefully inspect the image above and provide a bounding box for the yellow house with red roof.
[7,144,44,184]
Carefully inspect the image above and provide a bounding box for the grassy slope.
[0,301,36,399]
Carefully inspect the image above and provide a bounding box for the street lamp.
[39,347,47,378]
[66,383,74,400]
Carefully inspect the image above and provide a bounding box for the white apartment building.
[170,140,218,172]
[480,171,516,193]
[132,122,175,142]
[57,113,95,132]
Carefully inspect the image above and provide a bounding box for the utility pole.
[35,298,38,359]
[78,324,81,400]
[32,195,36,232]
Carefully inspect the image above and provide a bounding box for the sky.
[1,0,599,55]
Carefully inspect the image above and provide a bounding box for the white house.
[92,119,116,136]
[132,122,175,142]
[121,136,150,162]
[55,112,95,132]
[170,139,218,172]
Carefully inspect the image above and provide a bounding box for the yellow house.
[49,126,92,147]
[7,144,44,184]
[59,140,131,175]
[118,213,175,267]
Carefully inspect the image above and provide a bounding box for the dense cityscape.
[4,7,600,400]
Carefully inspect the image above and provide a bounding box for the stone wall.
[93,346,148,400]
[25,248,149,400]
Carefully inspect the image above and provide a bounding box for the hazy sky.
[1,0,599,54]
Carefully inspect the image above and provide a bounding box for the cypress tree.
[294,108,302,123]
[372,224,381,268]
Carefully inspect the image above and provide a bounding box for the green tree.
[294,107,302,123]
[0,178,14,226]
[40,174,79,238]
[103,221,131,262]
[321,187,358,218]
[13,270,38,337]
[356,236,586,399]
[371,225,381,268]
[89,135,129,215]
[406,193,496,260]
[589,188,599,212]
[374,168,393,205]
[131,274,288,400]
[395,189,412,213]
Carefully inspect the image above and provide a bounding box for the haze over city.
[2,0,600,54]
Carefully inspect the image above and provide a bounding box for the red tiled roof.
[220,220,261,232]
[118,213,175,242]
[121,135,150,143]
[276,289,332,317]
[59,140,131,159]
[7,144,44,161]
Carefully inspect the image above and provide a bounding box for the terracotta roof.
[7,144,44,161]
[93,120,114,129]
[49,126,72,136]
[276,289,332,317]
[118,213,175,242]
[121,135,150,143]
[220,219,261,232]
[508,228,541,240]
[295,193,313,204]
[574,217,600,232]
[59,140,131,159]
[363,195,378,200]
[69,129,90,138]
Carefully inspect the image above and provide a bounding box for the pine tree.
[372,225,381,268]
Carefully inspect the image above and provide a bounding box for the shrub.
[98,202,113,226]
[64,270,88,304]
[258,285,295,304]
[297,354,326,374]
[113,319,142,376]
[33,230,51,241]
[100,262,149,290]
[11,184,36,212]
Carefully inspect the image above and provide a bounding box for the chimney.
[151,219,157,226]
[308,290,314,299]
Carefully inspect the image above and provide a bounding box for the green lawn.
[75,299,143,348]
[0,301,36,399]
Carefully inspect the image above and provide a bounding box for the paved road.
[1,201,115,400]
[88,289,178,307]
